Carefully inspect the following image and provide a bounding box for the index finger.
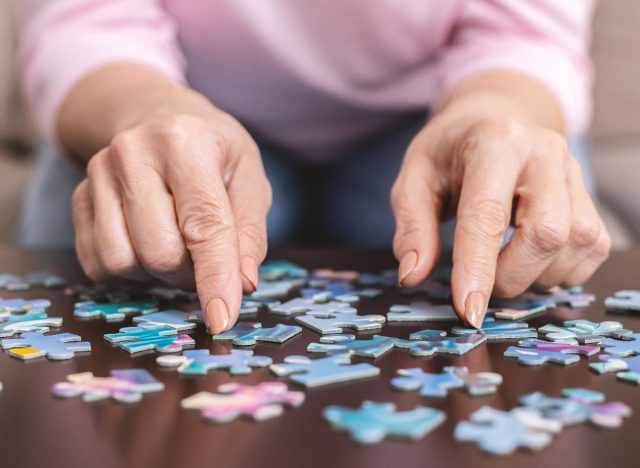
[451,140,520,327]
[166,154,243,334]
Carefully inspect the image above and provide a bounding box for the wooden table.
[0,246,639,468]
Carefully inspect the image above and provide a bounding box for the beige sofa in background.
[0,0,638,248]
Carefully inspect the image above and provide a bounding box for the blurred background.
[0,1,638,249]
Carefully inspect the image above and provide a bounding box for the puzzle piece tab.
[605,290,640,311]
[105,326,194,354]
[212,322,301,346]
[270,353,379,387]
[181,382,304,423]
[324,401,445,445]
[74,300,158,322]
[391,367,502,398]
[52,369,164,403]
[538,320,630,344]
[0,311,63,338]
[452,317,537,340]
[157,349,272,375]
[504,340,599,366]
[2,331,91,360]
[295,309,385,334]
[394,331,487,357]
[387,302,459,322]
[454,406,561,456]
[307,334,399,358]
[520,388,631,429]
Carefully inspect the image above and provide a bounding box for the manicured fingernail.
[208,297,228,333]
[465,291,486,329]
[240,256,258,292]
[398,251,418,286]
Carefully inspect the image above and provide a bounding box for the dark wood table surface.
[1,245,639,468]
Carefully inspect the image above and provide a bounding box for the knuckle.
[180,200,234,246]
[468,117,523,143]
[139,250,186,275]
[109,130,139,161]
[525,219,569,255]
[593,229,612,260]
[459,198,509,242]
[493,278,528,298]
[569,219,600,249]
[99,249,139,276]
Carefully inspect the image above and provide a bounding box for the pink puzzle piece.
[181,382,305,423]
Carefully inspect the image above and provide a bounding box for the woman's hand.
[391,91,610,328]
[72,110,272,334]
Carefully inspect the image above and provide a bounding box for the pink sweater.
[17,0,595,158]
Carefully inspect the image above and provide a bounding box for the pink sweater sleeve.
[17,0,186,142]
[433,0,596,136]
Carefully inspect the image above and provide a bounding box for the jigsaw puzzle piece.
[387,302,459,322]
[52,369,164,403]
[2,331,91,360]
[301,281,381,304]
[74,300,158,321]
[0,297,51,313]
[25,271,66,289]
[270,298,357,318]
[0,311,63,338]
[590,354,640,384]
[400,279,451,300]
[520,286,595,308]
[105,326,194,354]
[147,286,198,302]
[394,332,487,357]
[452,317,537,340]
[212,322,301,346]
[504,340,598,366]
[295,310,385,334]
[605,290,640,311]
[520,388,631,429]
[157,349,272,375]
[307,334,399,358]
[181,382,304,423]
[259,261,307,281]
[357,270,398,287]
[454,406,561,456]
[324,401,445,445]
[0,274,28,290]
[391,367,502,398]
[486,302,548,321]
[538,320,630,344]
[270,353,379,387]
[133,310,198,331]
[600,333,640,356]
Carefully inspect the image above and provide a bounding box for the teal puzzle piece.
[105,326,194,354]
[391,367,502,398]
[157,349,272,375]
[324,401,445,445]
[74,300,158,322]
[307,334,399,358]
[212,322,302,346]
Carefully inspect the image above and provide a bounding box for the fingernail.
[465,291,486,329]
[240,256,258,292]
[398,251,418,286]
[207,297,229,333]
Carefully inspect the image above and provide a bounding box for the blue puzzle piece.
[157,349,272,375]
[605,290,640,311]
[270,298,357,318]
[394,331,487,357]
[539,320,630,344]
[519,286,595,308]
[240,296,281,315]
[0,297,51,313]
[270,353,380,387]
[454,406,561,456]
[2,331,91,360]
[133,310,198,331]
[74,300,158,322]
[147,286,198,302]
[25,271,66,289]
[590,354,640,384]
[105,326,194,354]
[357,270,398,287]
[251,279,305,299]
[504,340,599,366]
[600,333,640,356]
[391,367,502,398]
[259,261,307,281]
[400,279,451,300]
[387,302,459,322]
[212,322,302,346]
[323,401,445,445]
[520,388,631,429]
[295,309,386,334]
[452,317,537,340]
[307,334,399,358]
[0,311,63,338]
[302,281,381,304]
